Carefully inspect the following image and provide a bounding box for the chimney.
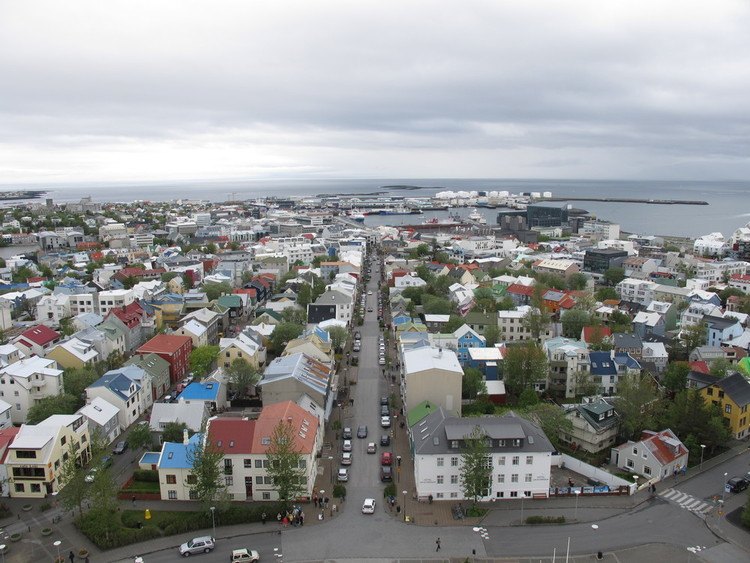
[183,428,189,445]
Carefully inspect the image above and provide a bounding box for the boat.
[467,208,487,224]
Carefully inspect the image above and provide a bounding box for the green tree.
[573,370,600,397]
[503,342,548,399]
[678,323,706,360]
[658,389,731,457]
[62,366,101,400]
[182,272,195,290]
[27,394,81,424]
[128,421,155,451]
[59,317,75,337]
[422,294,454,315]
[162,422,191,443]
[663,362,690,393]
[522,286,550,341]
[561,309,592,339]
[186,435,229,510]
[57,444,90,517]
[710,358,732,377]
[459,425,492,508]
[265,420,306,506]
[613,373,659,440]
[203,282,232,301]
[296,284,313,308]
[518,388,540,408]
[567,273,589,291]
[325,326,349,352]
[269,322,304,355]
[496,296,516,311]
[190,345,220,377]
[521,404,573,450]
[402,286,425,305]
[462,367,487,400]
[603,267,626,287]
[595,287,618,301]
[280,306,307,325]
[483,324,500,347]
[225,358,260,398]
[443,315,465,333]
[608,310,632,333]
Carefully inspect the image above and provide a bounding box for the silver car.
[179,536,215,556]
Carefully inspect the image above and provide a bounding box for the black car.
[727,476,749,493]
[342,427,353,439]
[357,425,368,438]
[380,466,393,482]
[380,434,390,446]
[112,440,128,455]
[379,396,389,406]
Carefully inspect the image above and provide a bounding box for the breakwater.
[541,197,708,205]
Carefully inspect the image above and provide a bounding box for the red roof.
[137,334,192,355]
[0,427,21,464]
[639,429,687,466]
[581,326,612,343]
[731,274,750,281]
[208,418,256,454]
[233,288,257,297]
[689,361,711,374]
[18,325,60,346]
[301,233,315,239]
[108,302,146,329]
[506,283,535,296]
[253,401,318,455]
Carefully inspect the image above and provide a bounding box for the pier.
[540,197,708,205]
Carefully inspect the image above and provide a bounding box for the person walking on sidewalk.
[435,538,441,552]
[68,551,76,563]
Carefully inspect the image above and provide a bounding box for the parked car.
[179,536,215,556]
[337,468,349,482]
[727,476,749,493]
[357,425,368,438]
[112,440,128,455]
[342,427,353,439]
[84,456,113,483]
[230,548,260,562]
[342,439,353,452]
[381,452,392,466]
[362,498,376,514]
[366,442,377,454]
[379,396,388,406]
[341,452,353,465]
[380,466,393,482]
[380,415,391,428]
[380,434,390,446]
[378,357,386,365]
[380,405,390,416]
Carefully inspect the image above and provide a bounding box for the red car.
[381,452,392,466]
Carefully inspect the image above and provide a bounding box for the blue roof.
[179,382,221,401]
[88,372,141,401]
[589,351,617,376]
[158,433,202,469]
[313,326,330,342]
[140,452,160,465]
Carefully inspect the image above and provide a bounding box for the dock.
[540,197,708,205]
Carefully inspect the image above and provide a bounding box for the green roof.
[217,295,242,307]
[407,400,440,427]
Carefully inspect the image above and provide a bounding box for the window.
[436,492,444,499]
[512,456,519,465]
[186,475,196,484]
[525,474,532,482]
[626,459,634,468]
[31,483,41,493]
[60,436,67,446]
[14,484,24,493]
[189,490,198,500]
[498,456,506,466]
[166,475,176,484]
[168,490,177,499]
[437,475,444,484]
[526,456,533,465]
[256,476,263,485]
[707,387,714,395]
[450,475,458,484]
[497,474,505,483]
[436,457,444,467]
[632,448,638,455]
[511,474,519,483]
[510,491,518,498]
[725,404,732,414]
[225,476,233,486]
[244,459,252,468]
[450,440,459,449]
[644,466,652,475]
[451,457,459,467]
[450,492,458,498]
[262,492,271,500]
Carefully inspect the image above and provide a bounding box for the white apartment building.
[98,289,136,317]
[616,278,656,305]
[0,357,64,424]
[412,409,554,501]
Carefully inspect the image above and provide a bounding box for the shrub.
[333,484,346,499]
[526,515,566,524]
[383,483,396,499]
[133,469,159,482]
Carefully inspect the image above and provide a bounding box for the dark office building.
[583,248,629,273]
[526,205,569,228]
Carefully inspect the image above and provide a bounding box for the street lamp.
[0,543,6,563]
[210,506,216,540]
[722,472,728,502]
[700,444,706,471]
[402,489,407,521]
[592,524,601,560]
[53,540,61,563]
[574,489,581,521]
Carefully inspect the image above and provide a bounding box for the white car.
[362,498,376,514]
[337,468,349,482]
[179,536,215,556]
[366,442,377,454]
[342,439,353,452]
[381,416,391,428]
[378,357,386,365]
[230,548,260,562]
[341,452,353,465]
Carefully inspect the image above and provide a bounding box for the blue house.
[178,381,226,411]
[156,432,203,500]
[454,324,486,362]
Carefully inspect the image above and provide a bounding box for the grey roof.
[613,332,643,349]
[716,372,750,407]
[686,370,721,390]
[412,408,554,456]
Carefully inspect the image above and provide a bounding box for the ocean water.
[4,178,750,238]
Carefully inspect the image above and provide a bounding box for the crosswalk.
[659,488,714,517]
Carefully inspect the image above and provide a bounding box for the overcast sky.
[2,0,750,185]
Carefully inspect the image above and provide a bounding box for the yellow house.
[219,333,265,371]
[46,337,99,370]
[699,372,750,439]
[7,414,91,498]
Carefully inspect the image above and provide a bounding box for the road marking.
[659,488,713,516]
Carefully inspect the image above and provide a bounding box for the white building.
[0,357,64,424]
[412,408,554,501]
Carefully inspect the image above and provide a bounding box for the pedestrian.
[261,511,267,524]
[132,495,136,506]
[436,538,441,552]
[300,511,305,525]
[69,551,75,563]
